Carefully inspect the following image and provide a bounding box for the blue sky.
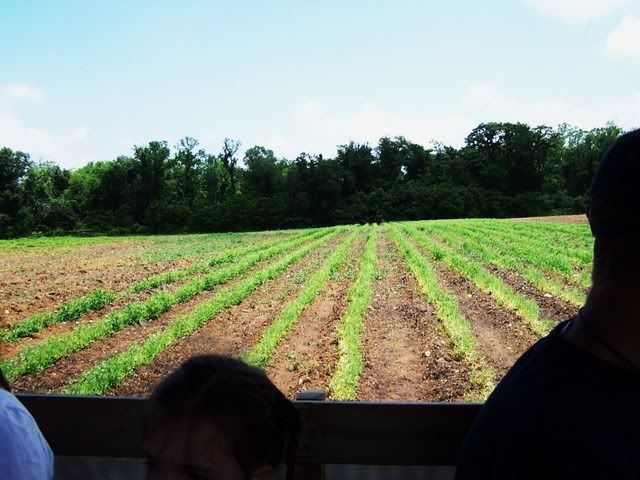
[1,0,639,168]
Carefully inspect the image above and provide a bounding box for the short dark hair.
[589,129,640,238]
[0,369,10,391]
[147,355,300,479]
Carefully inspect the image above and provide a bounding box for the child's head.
[144,355,300,480]
[0,369,10,391]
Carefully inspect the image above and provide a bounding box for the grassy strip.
[0,229,337,382]
[0,235,138,251]
[467,220,592,274]
[481,220,592,265]
[505,219,593,244]
[439,221,591,289]
[243,230,361,369]
[429,224,586,308]
[138,232,249,263]
[64,229,349,394]
[126,230,317,294]
[387,224,494,401]
[0,230,318,342]
[405,224,552,337]
[0,289,117,341]
[329,226,377,400]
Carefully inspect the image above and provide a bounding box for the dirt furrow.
[10,245,310,394]
[431,262,539,379]
[486,265,579,324]
[0,281,182,361]
[265,240,362,399]
[107,235,343,397]
[357,234,468,402]
[0,242,193,328]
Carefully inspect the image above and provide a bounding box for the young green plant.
[329,225,377,400]
[63,228,352,395]
[1,228,337,382]
[243,229,360,369]
[387,224,494,401]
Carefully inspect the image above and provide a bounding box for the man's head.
[589,129,640,289]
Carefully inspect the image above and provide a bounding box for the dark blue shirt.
[456,320,640,480]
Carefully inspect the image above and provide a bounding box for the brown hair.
[0,369,10,391]
[147,355,300,479]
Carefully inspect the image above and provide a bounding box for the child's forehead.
[145,415,234,460]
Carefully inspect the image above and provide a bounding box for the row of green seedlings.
[404,224,552,337]
[387,224,495,401]
[440,219,592,266]
[475,220,593,265]
[328,225,378,400]
[444,222,590,294]
[0,229,316,342]
[242,229,360,368]
[65,229,359,394]
[461,221,592,284]
[428,223,585,308]
[0,228,337,383]
[496,219,594,245]
[139,232,250,263]
[422,220,590,289]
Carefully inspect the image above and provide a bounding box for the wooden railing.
[19,394,481,480]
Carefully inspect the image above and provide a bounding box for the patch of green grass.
[329,225,378,400]
[481,220,592,265]
[0,235,136,251]
[404,224,552,337]
[458,222,591,287]
[127,231,316,294]
[0,289,117,341]
[428,223,585,308]
[138,232,254,263]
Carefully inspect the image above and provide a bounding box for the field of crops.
[0,218,591,401]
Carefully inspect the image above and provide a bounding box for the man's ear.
[250,465,273,480]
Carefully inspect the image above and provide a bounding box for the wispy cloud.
[461,81,640,131]
[5,83,46,102]
[605,15,640,58]
[0,84,91,167]
[292,99,475,154]
[266,85,640,159]
[524,0,628,24]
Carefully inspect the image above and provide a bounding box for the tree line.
[0,121,623,238]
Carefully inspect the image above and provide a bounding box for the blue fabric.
[0,389,54,479]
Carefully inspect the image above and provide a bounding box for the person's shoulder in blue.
[456,129,640,480]
[0,370,54,480]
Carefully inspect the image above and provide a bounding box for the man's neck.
[565,290,640,370]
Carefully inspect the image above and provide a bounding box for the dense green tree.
[174,137,204,209]
[133,141,171,225]
[0,121,627,237]
[0,148,31,236]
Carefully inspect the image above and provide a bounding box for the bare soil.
[432,262,539,378]
[516,214,588,224]
[265,240,363,398]
[10,236,321,394]
[0,241,191,328]
[107,235,343,397]
[357,234,468,402]
[0,282,179,361]
[486,265,579,324]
